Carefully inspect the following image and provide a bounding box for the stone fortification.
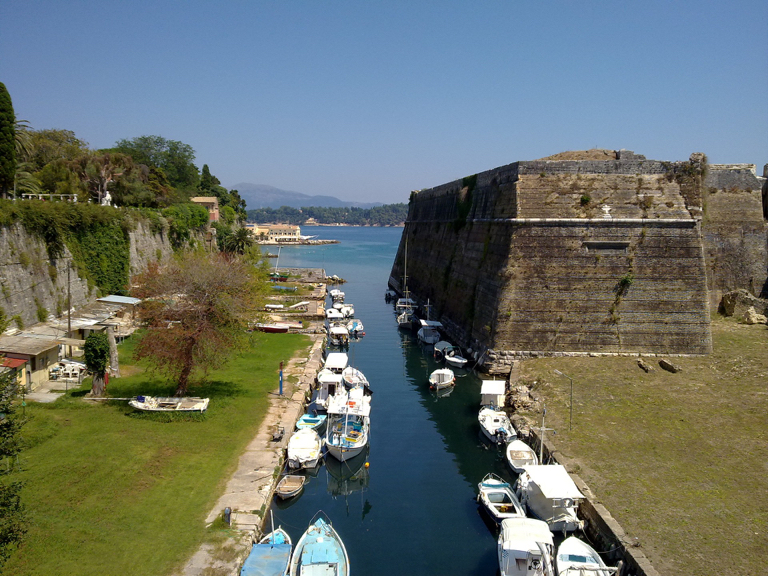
[391,151,738,372]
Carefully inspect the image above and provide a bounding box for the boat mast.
[537,405,554,464]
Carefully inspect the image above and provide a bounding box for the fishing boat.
[254,322,291,333]
[275,475,306,500]
[129,395,209,412]
[325,385,371,462]
[479,407,516,444]
[417,319,442,345]
[477,473,526,524]
[347,318,365,337]
[240,525,293,576]
[397,308,416,330]
[314,368,343,412]
[480,380,507,408]
[328,324,350,347]
[296,413,328,434]
[286,428,322,470]
[289,515,350,576]
[515,465,585,533]
[498,517,555,576]
[324,352,348,374]
[556,536,618,576]
[505,439,539,473]
[340,304,355,318]
[326,308,344,321]
[429,368,455,390]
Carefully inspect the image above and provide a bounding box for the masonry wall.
[391,153,716,371]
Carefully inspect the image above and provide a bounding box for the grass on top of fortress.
[518,316,767,576]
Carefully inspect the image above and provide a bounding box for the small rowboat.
[429,368,455,390]
[477,472,526,524]
[505,439,539,473]
[129,395,209,412]
[275,475,306,500]
[296,413,327,434]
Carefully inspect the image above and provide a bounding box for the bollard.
[224,507,231,526]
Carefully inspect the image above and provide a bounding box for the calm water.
[270,226,513,575]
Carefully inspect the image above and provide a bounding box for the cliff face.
[391,151,766,372]
[0,220,174,331]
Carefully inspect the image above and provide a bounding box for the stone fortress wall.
[390,150,767,372]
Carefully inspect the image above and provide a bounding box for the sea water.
[270,226,512,575]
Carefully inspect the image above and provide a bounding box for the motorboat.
[240,526,292,576]
[254,322,291,333]
[515,465,585,533]
[289,515,349,576]
[480,380,507,408]
[332,301,344,310]
[434,341,469,367]
[286,428,322,470]
[329,289,345,302]
[347,318,365,337]
[417,319,442,345]
[498,517,555,576]
[129,396,209,412]
[505,439,539,473]
[479,407,516,444]
[324,352,348,374]
[326,308,344,321]
[296,413,327,435]
[477,473,526,524]
[340,304,355,318]
[444,352,469,368]
[429,368,455,390]
[325,385,371,462]
[275,475,306,500]
[556,536,618,576]
[341,366,372,395]
[328,324,350,347]
[314,368,343,412]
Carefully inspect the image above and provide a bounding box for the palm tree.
[223,227,254,255]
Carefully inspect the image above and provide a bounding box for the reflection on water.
[269,227,515,575]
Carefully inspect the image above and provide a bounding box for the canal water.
[270,226,514,575]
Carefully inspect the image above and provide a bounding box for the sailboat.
[397,238,417,330]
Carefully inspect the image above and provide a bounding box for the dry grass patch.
[516,317,768,576]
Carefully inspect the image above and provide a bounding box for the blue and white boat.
[296,413,328,435]
[325,385,371,462]
[289,515,349,576]
[240,527,292,576]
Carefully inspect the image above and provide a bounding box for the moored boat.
[515,465,585,533]
[240,526,293,576]
[556,536,618,576]
[417,319,442,345]
[275,475,306,500]
[429,368,455,390]
[505,439,539,473]
[314,368,344,412]
[129,395,209,412]
[479,407,516,444]
[289,515,349,576]
[325,385,371,462]
[477,472,526,524]
[286,428,322,470]
[296,413,328,434]
[498,517,555,576]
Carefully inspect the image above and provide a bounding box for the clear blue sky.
[2,1,766,204]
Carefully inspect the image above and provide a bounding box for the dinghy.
[289,515,349,576]
[556,536,618,576]
[240,526,292,576]
[479,407,516,444]
[296,413,327,434]
[429,368,455,390]
[505,439,539,473]
[129,396,209,412]
[477,472,526,524]
[275,475,306,500]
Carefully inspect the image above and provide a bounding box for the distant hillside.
[231,183,382,210]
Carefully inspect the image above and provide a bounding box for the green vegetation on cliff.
[246,203,407,226]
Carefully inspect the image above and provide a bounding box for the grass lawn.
[4,332,311,576]
[517,317,768,576]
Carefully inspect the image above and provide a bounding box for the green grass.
[4,332,310,576]
[518,317,768,576]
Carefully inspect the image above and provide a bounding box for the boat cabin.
[324,352,349,374]
[481,380,506,408]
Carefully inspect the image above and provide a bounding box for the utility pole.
[67,262,71,358]
[554,369,574,431]
[537,405,555,464]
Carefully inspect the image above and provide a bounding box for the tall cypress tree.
[0,82,15,198]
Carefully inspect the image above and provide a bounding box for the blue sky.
[2,1,766,204]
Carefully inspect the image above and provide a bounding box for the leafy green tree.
[132,251,264,395]
[161,203,210,248]
[113,135,199,191]
[0,369,27,568]
[25,128,89,172]
[0,83,16,198]
[69,152,135,204]
[84,332,110,396]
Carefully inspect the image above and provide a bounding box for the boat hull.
[289,517,349,576]
[129,396,209,412]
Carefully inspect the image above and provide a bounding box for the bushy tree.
[84,332,110,396]
[0,83,16,198]
[131,251,264,395]
[113,135,199,191]
[0,369,27,568]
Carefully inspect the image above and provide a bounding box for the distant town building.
[245,223,302,242]
[190,197,220,222]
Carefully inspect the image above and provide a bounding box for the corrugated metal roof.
[97,295,141,305]
[0,335,60,356]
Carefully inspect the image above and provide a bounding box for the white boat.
[129,395,209,412]
[397,308,415,330]
[434,341,468,367]
[481,380,507,408]
[254,322,291,333]
[326,308,344,320]
[417,319,442,345]
[325,385,371,462]
[296,413,327,434]
[505,439,539,473]
[329,289,345,302]
[429,368,455,390]
[498,517,555,576]
[515,465,585,533]
[240,526,293,576]
[340,304,355,318]
[315,368,344,412]
[477,472,526,524]
[444,352,468,368]
[328,324,350,347]
[332,301,344,310]
[324,352,348,374]
[395,296,416,311]
[286,428,322,470]
[347,318,364,337]
[341,366,371,394]
[556,536,618,576]
[289,515,349,576]
[275,475,306,500]
[479,407,516,444]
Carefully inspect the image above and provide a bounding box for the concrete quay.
[176,333,325,576]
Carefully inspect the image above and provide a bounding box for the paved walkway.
[176,334,325,576]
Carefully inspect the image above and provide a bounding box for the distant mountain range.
[230,183,383,210]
